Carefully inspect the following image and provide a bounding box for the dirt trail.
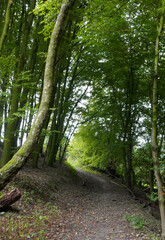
[51,169,160,240]
[0,165,160,239]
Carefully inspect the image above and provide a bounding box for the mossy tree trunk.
[0,0,13,55]
[152,10,165,239]
[0,0,75,190]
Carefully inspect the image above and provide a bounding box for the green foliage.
[67,0,162,189]
[0,0,164,236]
[68,123,121,173]
[133,144,153,186]
[124,213,146,230]
[147,192,158,202]
[14,71,35,88]
[0,52,16,105]
[41,128,61,137]
[0,191,4,198]
[33,0,62,40]
[0,52,16,81]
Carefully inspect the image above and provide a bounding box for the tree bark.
[45,55,82,166]
[0,0,13,55]
[0,188,21,210]
[0,0,75,190]
[152,11,165,239]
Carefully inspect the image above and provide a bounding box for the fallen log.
[0,188,21,211]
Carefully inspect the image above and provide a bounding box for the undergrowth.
[124,213,146,230]
[0,166,61,240]
[0,190,60,240]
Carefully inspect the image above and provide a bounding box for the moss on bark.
[0,0,75,190]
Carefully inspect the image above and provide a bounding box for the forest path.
[51,168,159,240]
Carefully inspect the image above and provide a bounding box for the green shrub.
[124,213,146,230]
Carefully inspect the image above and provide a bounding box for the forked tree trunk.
[152,11,165,239]
[0,0,75,190]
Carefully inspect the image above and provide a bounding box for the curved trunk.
[0,0,75,190]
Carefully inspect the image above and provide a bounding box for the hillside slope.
[0,163,161,239]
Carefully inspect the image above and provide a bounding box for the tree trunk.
[152,11,165,239]
[0,0,13,55]
[0,0,75,191]
[45,71,62,166]
[0,0,36,167]
[45,55,82,166]
[31,114,51,168]
[14,16,41,147]
[0,188,21,210]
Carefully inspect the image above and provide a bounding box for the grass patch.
[64,161,77,176]
[124,213,146,230]
[79,165,102,176]
[67,160,102,176]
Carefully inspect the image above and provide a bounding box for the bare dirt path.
[51,168,160,240]
[1,165,160,239]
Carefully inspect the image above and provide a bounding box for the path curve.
[52,169,160,240]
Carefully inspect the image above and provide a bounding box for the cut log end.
[0,188,21,211]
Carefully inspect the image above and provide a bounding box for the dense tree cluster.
[68,0,165,235]
[0,0,88,169]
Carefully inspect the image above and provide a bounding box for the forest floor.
[0,162,161,240]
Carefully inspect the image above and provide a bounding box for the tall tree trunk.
[0,0,13,55]
[0,0,75,190]
[0,0,36,166]
[152,11,165,239]
[45,70,62,166]
[31,111,52,168]
[0,0,14,137]
[15,16,41,146]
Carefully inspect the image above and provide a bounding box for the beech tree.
[152,4,165,237]
[0,0,37,167]
[0,0,165,237]
[0,0,88,170]
[67,0,165,237]
[0,0,76,190]
[0,0,13,54]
